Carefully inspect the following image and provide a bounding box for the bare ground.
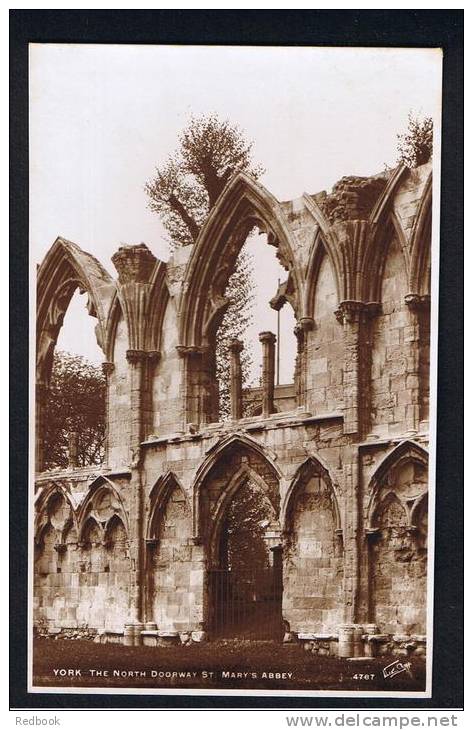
[33,638,426,693]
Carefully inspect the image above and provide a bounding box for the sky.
[29,44,442,381]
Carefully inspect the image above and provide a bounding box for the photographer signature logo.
[382,660,412,680]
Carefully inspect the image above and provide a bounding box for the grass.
[33,638,426,692]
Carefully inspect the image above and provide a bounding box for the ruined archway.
[282,457,343,634]
[207,468,283,640]
[36,237,116,472]
[366,442,429,634]
[176,172,303,426]
[145,473,194,632]
[195,435,283,639]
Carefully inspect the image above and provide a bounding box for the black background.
[10,9,463,711]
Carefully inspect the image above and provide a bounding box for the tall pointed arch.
[408,171,432,296]
[303,229,342,322]
[178,172,303,350]
[146,471,189,540]
[366,440,429,529]
[281,455,340,532]
[76,475,129,537]
[192,432,282,536]
[36,237,116,385]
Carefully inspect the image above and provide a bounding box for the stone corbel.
[335,300,380,325]
[101,361,115,376]
[297,317,315,332]
[176,345,207,359]
[405,293,431,312]
[126,349,148,365]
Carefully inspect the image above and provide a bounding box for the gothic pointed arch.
[102,291,125,362]
[147,259,170,354]
[408,171,432,296]
[303,229,342,322]
[79,514,104,543]
[36,237,116,385]
[208,463,279,566]
[34,482,78,542]
[77,475,129,537]
[146,471,189,540]
[103,513,129,544]
[281,455,341,532]
[366,440,429,529]
[363,210,410,304]
[178,172,303,350]
[193,432,282,537]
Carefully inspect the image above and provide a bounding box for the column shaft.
[259,331,276,418]
[229,338,244,420]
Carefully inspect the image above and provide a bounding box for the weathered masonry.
[34,163,432,657]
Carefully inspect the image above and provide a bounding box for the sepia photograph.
[27,39,442,698]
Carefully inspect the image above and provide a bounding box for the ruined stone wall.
[148,485,195,632]
[283,474,344,632]
[107,315,131,468]
[306,254,344,416]
[34,163,433,651]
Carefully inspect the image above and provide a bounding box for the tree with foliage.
[145,114,263,419]
[43,351,106,469]
[396,113,433,168]
[220,479,275,572]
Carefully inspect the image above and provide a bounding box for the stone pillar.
[405,294,431,431]
[229,338,244,421]
[101,361,115,465]
[35,381,49,473]
[126,349,147,455]
[336,301,378,437]
[294,318,313,409]
[67,432,79,468]
[259,331,276,418]
[126,349,147,631]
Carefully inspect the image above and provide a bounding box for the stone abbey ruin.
[34,162,432,657]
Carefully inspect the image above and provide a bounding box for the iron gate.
[208,567,283,639]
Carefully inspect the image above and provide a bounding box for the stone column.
[101,361,115,465]
[405,294,431,432]
[35,381,49,473]
[67,432,79,468]
[126,349,147,631]
[259,331,276,418]
[336,301,378,437]
[229,338,244,421]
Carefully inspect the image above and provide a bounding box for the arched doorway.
[208,475,283,640]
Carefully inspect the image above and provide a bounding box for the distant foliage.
[221,480,274,572]
[145,114,263,418]
[43,351,105,469]
[396,113,433,168]
[216,246,256,419]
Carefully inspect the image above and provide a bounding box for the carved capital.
[297,317,315,332]
[335,300,380,324]
[176,345,207,359]
[405,293,431,312]
[101,361,115,376]
[335,300,365,324]
[147,350,161,364]
[259,331,277,345]
[126,349,148,364]
[229,338,244,354]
